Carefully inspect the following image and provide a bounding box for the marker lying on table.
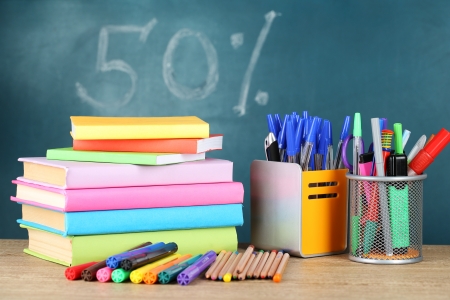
[143,254,192,284]
[177,251,217,286]
[106,242,162,269]
[158,255,202,284]
[408,128,450,176]
[130,253,181,284]
[120,242,178,271]
[65,261,97,281]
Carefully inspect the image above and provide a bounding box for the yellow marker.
[130,254,180,284]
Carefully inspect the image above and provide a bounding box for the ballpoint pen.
[317,123,327,171]
[402,129,411,149]
[295,118,305,164]
[264,132,281,162]
[353,113,363,175]
[308,117,321,171]
[274,114,282,133]
[266,114,280,138]
[300,117,319,171]
[278,115,288,162]
[286,117,298,163]
[324,120,333,170]
[407,135,426,163]
[334,116,350,170]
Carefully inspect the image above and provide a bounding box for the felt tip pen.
[106,242,161,269]
[265,132,281,162]
[408,128,450,176]
[353,113,363,175]
[334,116,350,170]
[65,261,97,281]
[158,255,202,284]
[120,242,178,271]
[111,268,131,283]
[143,254,192,285]
[177,251,217,285]
[407,135,426,164]
[130,253,181,284]
[300,117,319,171]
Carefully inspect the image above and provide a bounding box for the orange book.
[73,134,223,154]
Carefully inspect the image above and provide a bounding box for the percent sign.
[76,11,279,116]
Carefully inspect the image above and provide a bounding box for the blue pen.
[266,114,279,138]
[291,112,298,131]
[301,118,319,171]
[295,118,305,164]
[302,111,309,120]
[278,115,288,162]
[317,123,328,171]
[286,117,297,163]
[324,120,333,170]
[309,117,322,171]
[274,114,282,132]
[333,116,350,170]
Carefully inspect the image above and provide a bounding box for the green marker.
[111,268,131,283]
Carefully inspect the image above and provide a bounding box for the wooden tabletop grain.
[1,240,449,299]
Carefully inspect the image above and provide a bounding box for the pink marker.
[96,267,114,283]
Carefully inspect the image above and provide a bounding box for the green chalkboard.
[1,0,449,244]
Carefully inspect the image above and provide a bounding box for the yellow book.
[70,116,209,140]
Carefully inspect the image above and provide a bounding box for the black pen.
[265,132,281,162]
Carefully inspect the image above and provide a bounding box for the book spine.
[65,204,243,236]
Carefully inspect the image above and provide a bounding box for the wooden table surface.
[1,240,450,299]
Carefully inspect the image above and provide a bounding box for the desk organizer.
[250,160,348,258]
[347,173,426,264]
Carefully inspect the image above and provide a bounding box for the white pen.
[407,135,426,164]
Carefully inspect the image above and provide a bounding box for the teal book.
[18,203,243,236]
[46,147,205,165]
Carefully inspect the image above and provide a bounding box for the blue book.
[17,203,243,236]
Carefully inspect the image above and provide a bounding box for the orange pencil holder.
[250,160,348,257]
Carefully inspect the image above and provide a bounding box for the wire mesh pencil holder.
[346,173,427,264]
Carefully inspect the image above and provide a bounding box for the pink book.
[11,180,244,212]
[18,157,233,189]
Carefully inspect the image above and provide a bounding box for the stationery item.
[324,120,334,170]
[300,117,319,171]
[65,261,96,280]
[46,147,205,166]
[129,253,181,283]
[107,242,165,269]
[402,130,411,149]
[278,115,288,162]
[205,250,226,279]
[210,251,232,281]
[341,134,365,174]
[111,268,131,283]
[11,180,244,212]
[18,203,243,236]
[70,116,209,140]
[267,251,284,279]
[308,117,321,171]
[246,250,264,279]
[267,114,280,138]
[96,267,114,282]
[17,157,233,189]
[388,184,409,254]
[237,252,256,281]
[260,250,277,279]
[334,116,351,169]
[81,261,107,281]
[253,251,269,279]
[235,245,255,274]
[274,114,282,132]
[143,254,192,285]
[352,113,363,175]
[408,128,450,176]
[158,255,201,284]
[295,118,305,164]
[359,153,374,176]
[218,251,239,280]
[371,118,393,257]
[407,135,426,163]
[121,243,178,271]
[426,134,435,146]
[177,251,217,285]
[223,253,242,282]
[273,253,290,283]
[381,129,394,175]
[73,134,223,154]
[21,224,237,266]
[386,123,408,177]
[264,132,281,162]
[286,117,298,163]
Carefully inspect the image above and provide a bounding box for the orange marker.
[143,254,192,284]
[246,250,264,278]
[205,250,226,279]
[218,251,238,280]
[235,245,255,274]
[260,250,277,279]
[223,253,242,282]
[253,251,269,279]
[237,252,256,280]
[267,251,284,279]
[211,251,232,280]
[273,253,290,283]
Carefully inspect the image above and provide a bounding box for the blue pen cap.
[318,122,328,156]
[291,113,298,131]
[302,111,309,120]
[340,116,351,141]
[326,119,333,146]
[315,117,323,142]
[286,117,296,156]
[294,118,305,153]
[381,118,388,130]
[278,114,289,149]
[266,114,278,137]
[274,114,282,132]
[306,117,319,143]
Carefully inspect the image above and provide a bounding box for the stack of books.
[11,116,244,266]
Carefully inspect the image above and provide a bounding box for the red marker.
[408,128,450,176]
[65,261,97,280]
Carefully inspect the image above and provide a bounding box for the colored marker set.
[265,111,350,171]
[205,245,290,283]
[65,241,218,285]
[346,114,450,264]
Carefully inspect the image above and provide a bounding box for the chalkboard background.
[1,0,449,244]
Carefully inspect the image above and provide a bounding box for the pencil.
[211,251,232,280]
[273,253,290,283]
[235,245,254,274]
[205,250,226,279]
[223,253,242,283]
[218,251,238,280]
[253,251,269,279]
[260,250,277,279]
[246,250,264,278]
[237,252,256,281]
[267,251,284,279]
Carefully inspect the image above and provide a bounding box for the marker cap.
[393,123,403,154]
[353,113,362,137]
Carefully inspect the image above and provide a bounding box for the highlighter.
[386,123,408,177]
[408,128,450,176]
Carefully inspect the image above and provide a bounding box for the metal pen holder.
[346,173,426,264]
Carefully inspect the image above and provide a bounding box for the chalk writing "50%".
[75,11,278,116]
